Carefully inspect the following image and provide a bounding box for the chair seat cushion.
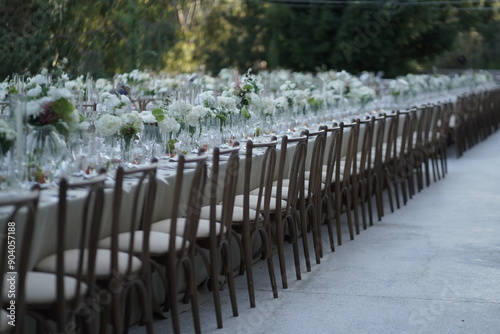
[152,217,226,239]
[2,272,88,305]
[98,231,185,257]
[232,194,287,212]
[35,249,143,280]
[199,205,260,223]
[304,169,330,183]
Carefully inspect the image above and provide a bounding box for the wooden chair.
[149,154,208,334]
[34,173,107,333]
[0,190,39,334]
[233,138,279,308]
[271,134,308,288]
[96,161,159,333]
[302,129,328,263]
[153,147,239,329]
[196,145,240,328]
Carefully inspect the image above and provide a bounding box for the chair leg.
[384,169,395,213]
[334,191,343,246]
[222,242,238,317]
[287,215,302,281]
[243,230,256,308]
[135,281,154,334]
[259,228,278,299]
[372,174,383,221]
[112,290,124,334]
[275,214,289,289]
[359,183,368,230]
[209,241,223,328]
[343,190,355,241]
[299,202,312,272]
[323,195,335,252]
[308,203,321,264]
[165,261,181,333]
[188,260,201,334]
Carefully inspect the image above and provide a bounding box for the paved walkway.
[136,131,500,333]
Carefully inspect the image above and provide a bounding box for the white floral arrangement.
[0,81,12,101]
[95,114,122,136]
[95,78,114,93]
[348,86,376,105]
[186,105,210,127]
[168,99,192,117]
[97,92,131,115]
[140,109,181,134]
[259,97,276,116]
[217,95,239,115]
[23,71,80,136]
[120,110,143,130]
[195,90,217,109]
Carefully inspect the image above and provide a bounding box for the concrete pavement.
[136,130,500,333]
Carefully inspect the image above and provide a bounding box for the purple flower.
[38,101,60,125]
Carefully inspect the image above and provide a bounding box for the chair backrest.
[357,117,375,176]
[321,123,343,188]
[111,160,158,277]
[243,137,278,224]
[170,154,208,257]
[277,134,308,214]
[372,115,386,171]
[382,111,400,163]
[209,145,240,243]
[397,109,413,158]
[303,129,327,202]
[0,190,39,333]
[339,121,359,185]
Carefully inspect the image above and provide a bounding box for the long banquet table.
[2,84,499,330]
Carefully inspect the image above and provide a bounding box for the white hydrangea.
[30,74,48,86]
[260,97,275,116]
[248,92,259,105]
[95,78,112,92]
[158,116,181,133]
[120,111,143,130]
[168,100,192,117]
[186,105,210,127]
[327,79,346,95]
[195,90,216,108]
[99,92,121,108]
[217,96,238,114]
[0,82,8,101]
[95,114,121,136]
[78,121,91,131]
[348,86,376,104]
[0,120,16,141]
[280,81,296,91]
[26,85,42,98]
[47,87,73,100]
[274,96,288,110]
[292,90,308,109]
[139,111,157,124]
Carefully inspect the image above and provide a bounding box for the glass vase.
[26,124,67,184]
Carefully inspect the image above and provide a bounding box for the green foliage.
[1,0,499,81]
[151,108,165,122]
